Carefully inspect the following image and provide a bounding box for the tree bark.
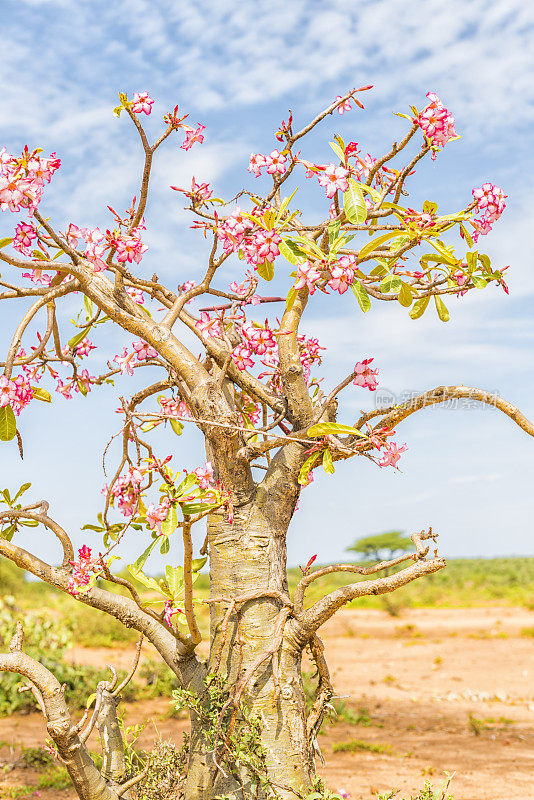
[183,503,313,800]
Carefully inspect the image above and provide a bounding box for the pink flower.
[353,358,379,391]
[248,153,266,177]
[55,380,73,399]
[21,269,52,286]
[132,340,158,361]
[232,344,255,371]
[125,286,145,304]
[294,261,322,294]
[114,347,135,376]
[13,221,37,256]
[263,150,287,176]
[0,376,17,408]
[115,231,148,264]
[130,92,154,115]
[335,95,352,114]
[379,441,408,468]
[472,183,507,221]
[328,255,355,294]
[416,92,457,157]
[146,500,171,535]
[195,311,221,339]
[194,461,214,490]
[318,164,350,198]
[180,124,205,150]
[75,338,96,358]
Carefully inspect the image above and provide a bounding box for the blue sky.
[1,0,533,572]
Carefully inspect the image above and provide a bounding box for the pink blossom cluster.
[470,183,507,242]
[145,497,171,534]
[353,358,379,391]
[217,207,282,272]
[66,217,148,272]
[67,545,100,595]
[232,320,277,371]
[0,145,60,215]
[108,464,144,517]
[258,332,324,390]
[294,255,356,296]
[194,461,215,490]
[354,423,408,468]
[158,395,193,420]
[171,176,212,204]
[0,373,34,415]
[55,369,95,400]
[113,340,157,375]
[248,150,287,177]
[415,92,457,159]
[229,273,261,305]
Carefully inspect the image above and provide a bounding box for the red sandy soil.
[1,607,532,800]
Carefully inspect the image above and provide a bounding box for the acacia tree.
[0,88,532,800]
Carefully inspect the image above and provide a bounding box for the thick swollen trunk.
[183,504,313,800]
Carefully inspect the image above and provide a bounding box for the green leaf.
[398,282,413,307]
[307,422,364,438]
[466,251,478,271]
[343,179,367,224]
[175,473,198,498]
[191,556,207,572]
[129,537,159,574]
[280,238,307,264]
[285,286,298,311]
[0,523,16,542]
[161,505,178,537]
[471,275,487,289]
[140,421,159,432]
[160,535,170,554]
[434,294,450,322]
[459,223,474,248]
[0,237,13,250]
[165,565,184,598]
[13,482,31,503]
[68,326,91,350]
[329,140,345,162]
[351,281,371,312]
[0,406,17,441]
[256,260,274,281]
[409,295,430,320]
[31,387,52,403]
[322,449,335,474]
[298,451,321,486]
[83,295,94,322]
[478,253,491,270]
[20,519,39,527]
[380,274,402,294]
[358,231,401,260]
[170,419,184,436]
[426,238,457,266]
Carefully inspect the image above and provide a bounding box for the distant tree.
[347,531,417,616]
[346,530,414,563]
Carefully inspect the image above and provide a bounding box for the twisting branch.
[182,519,202,645]
[0,623,119,800]
[0,502,74,566]
[306,634,333,761]
[374,385,534,438]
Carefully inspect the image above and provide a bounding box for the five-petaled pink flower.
[0,376,17,408]
[294,261,322,294]
[194,461,214,490]
[180,124,205,151]
[353,358,379,391]
[318,164,350,198]
[130,92,154,115]
[263,150,287,175]
[248,153,266,177]
[335,96,352,114]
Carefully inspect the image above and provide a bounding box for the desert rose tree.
[0,88,532,800]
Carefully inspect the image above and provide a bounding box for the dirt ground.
[1,607,532,800]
